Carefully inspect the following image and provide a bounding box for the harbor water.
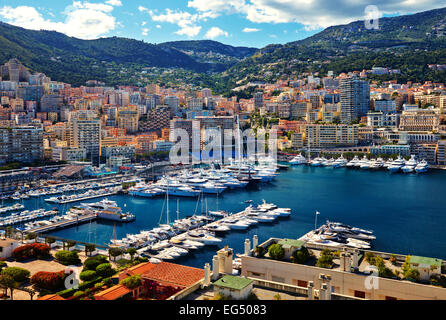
[6,166,446,268]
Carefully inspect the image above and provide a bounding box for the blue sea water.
[8,166,446,268]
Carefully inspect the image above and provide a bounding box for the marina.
[289,153,430,174]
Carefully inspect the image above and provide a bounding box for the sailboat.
[209,192,228,217]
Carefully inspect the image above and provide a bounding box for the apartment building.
[304,124,358,148]
[0,126,44,164]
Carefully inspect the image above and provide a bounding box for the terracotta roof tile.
[38,294,66,301]
[94,285,131,300]
[141,262,204,288]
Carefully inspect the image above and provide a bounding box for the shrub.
[273,294,282,300]
[96,263,115,278]
[80,270,97,282]
[55,251,81,266]
[120,275,141,289]
[30,271,65,291]
[268,244,285,261]
[1,267,30,283]
[291,247,311,264]
[83,255,108,271]
[12,243,51,261]
[254,246,266,258]
[0,261,6,271]
[73,291,85,298]
[316,249,334,269]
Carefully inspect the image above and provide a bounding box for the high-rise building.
[117,105,139,133]
[254,92,264,111]
[69,111,101,162]
[0,126,44,164]
[340,76,370,123]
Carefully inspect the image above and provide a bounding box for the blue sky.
[0,0,445,48]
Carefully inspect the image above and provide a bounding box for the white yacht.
[185,230,222,245]
[332,156,348,168]
[402,155,418,173]
[288,154,307,165]
[415,160,429,173]
[346,156,360,167]
[388,156,406,173]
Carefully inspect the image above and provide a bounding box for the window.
[271,276,285,283]
[354,290,366,299]
[385,296,397,301]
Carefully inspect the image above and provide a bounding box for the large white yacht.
[388,156,406,173]
[289,154,307,165]
[346,156,360,167]
[402,155,418,173]
[415,160,429,173]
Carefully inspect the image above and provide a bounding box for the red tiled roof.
[38,294,66,301]
[141,262,204,288]
[94,285,131,301]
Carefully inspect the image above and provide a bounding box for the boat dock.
[26,214,97,233]
[53,191,120,204]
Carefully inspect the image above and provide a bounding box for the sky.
[0,0,445,48]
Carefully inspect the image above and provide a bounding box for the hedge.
[57,276,103,298]
[1,267,31,283]
[55,251,81,266]
[30,271,65,291]
[12,243,51,261]
[80,270,97,282]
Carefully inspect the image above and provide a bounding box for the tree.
[126,248,137,261]
[1,267,30,283]
[0,274,18,300]
[55,251,81,266]
[120,275,142,289]
[30,271,65,291]
[96,263,116,278]
[85,244,96,257]
[316,249,334,269]
[291,247,311,264]
[273,294,282,300]
[268,244,285,261]
[83,255,108,271]
[109,247,124,261]
[45,237,56,245]
[254,246,266,258]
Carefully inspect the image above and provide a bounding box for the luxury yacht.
[402,155,418,173]
[388,156,406,173]
[346,156,360,167]
[289,154,307,165]
[415,160,429,173]
[332,156,348,168]
[185,230,222,245]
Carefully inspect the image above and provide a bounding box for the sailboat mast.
[166,179,169,225]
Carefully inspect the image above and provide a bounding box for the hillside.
[160,40,257,66]
[222,7,446,88]
[0,22,240,86]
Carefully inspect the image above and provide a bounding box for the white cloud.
[0,2,118,40]
[204,26,228,39]
[187,0,446,29]
[138,6,149,13]
[142,28,150,36]
[105,0,122,6]
[141,21,147,26]
[175,25,202,37]
[243,27,261,32]
[146,9,207,37]
[156,25,162,29]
